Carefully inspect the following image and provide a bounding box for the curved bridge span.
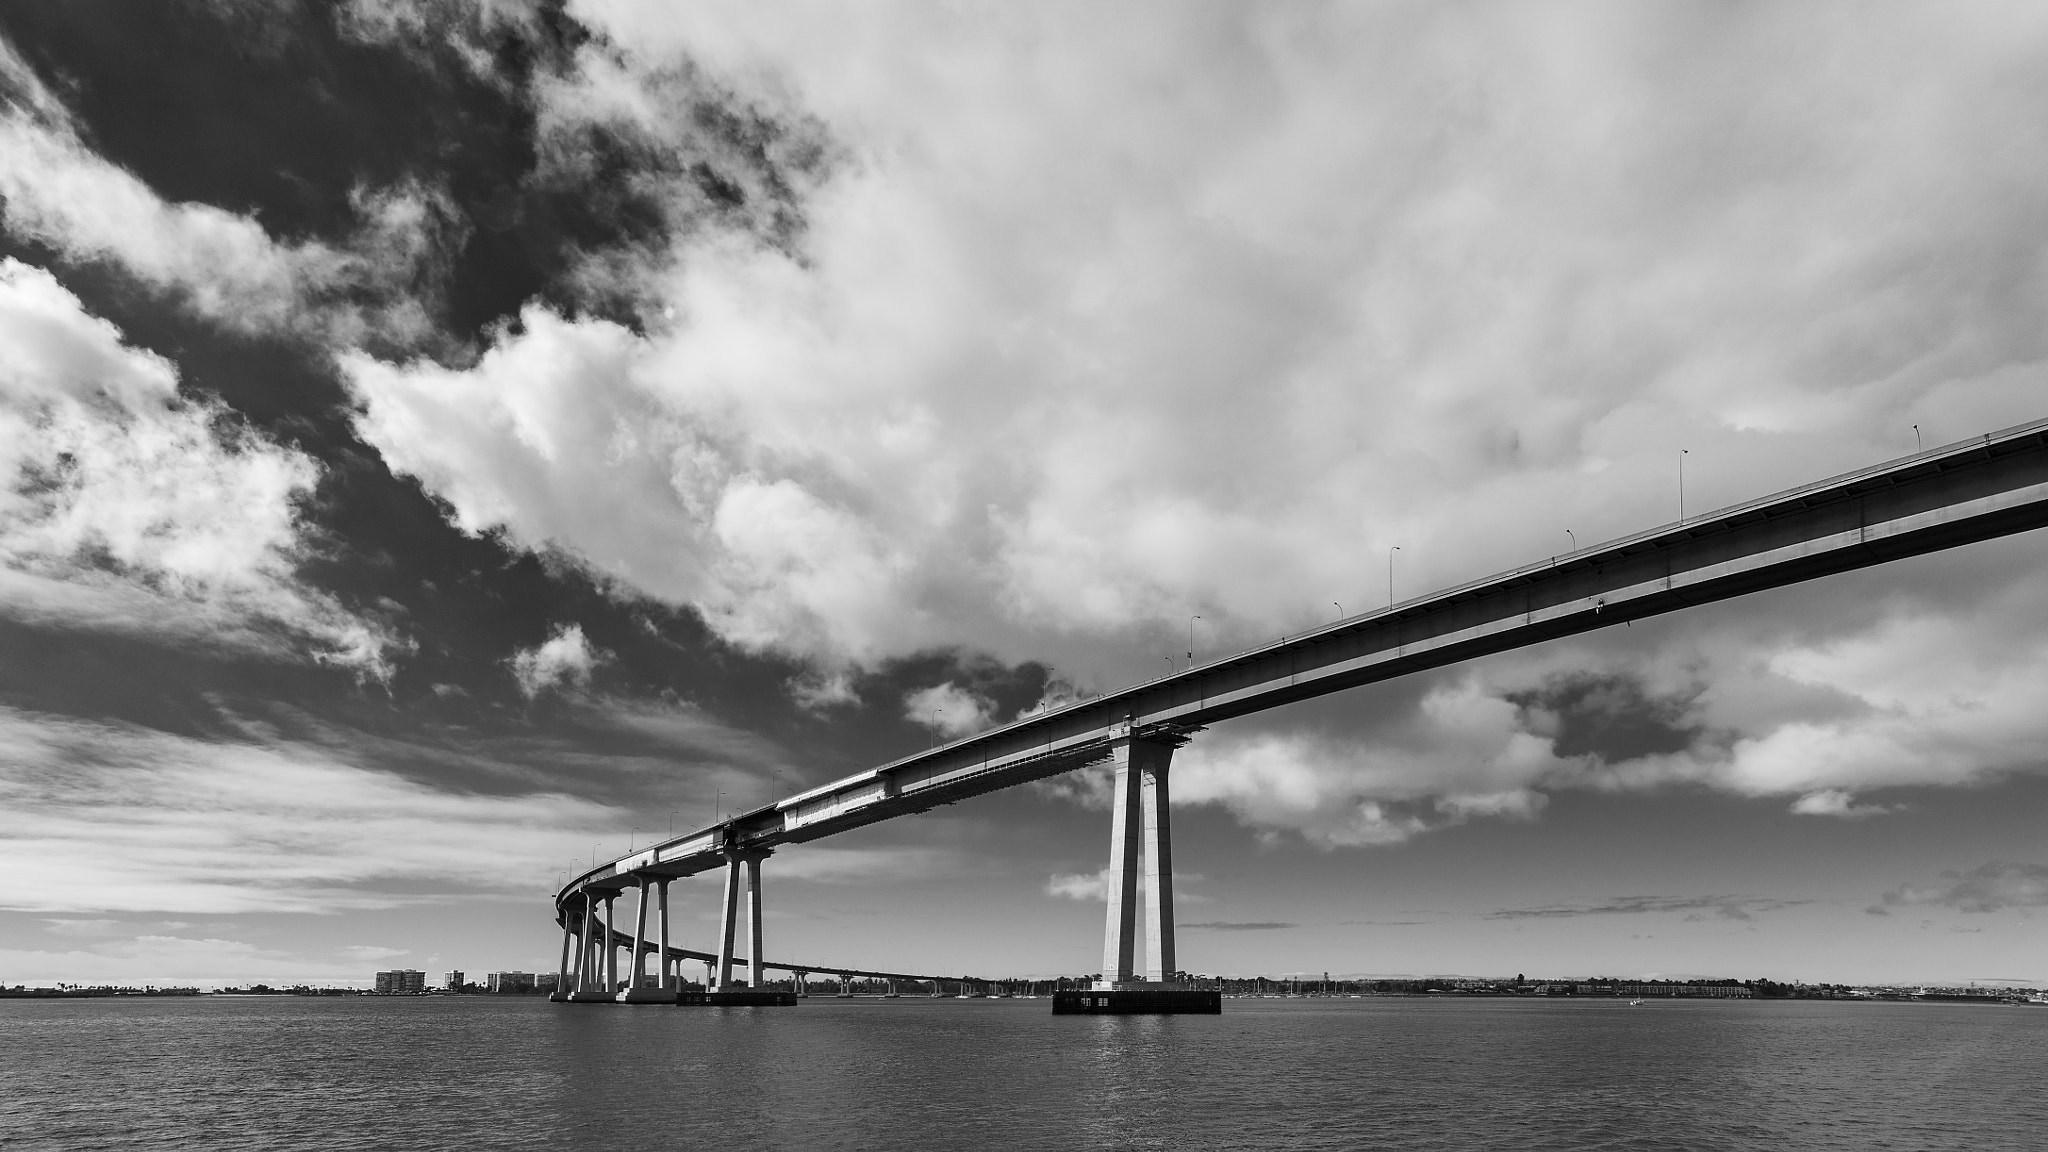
[553,419,2048,1003]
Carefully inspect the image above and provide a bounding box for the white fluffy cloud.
[1045,868,1110,902]
[902,681,996,737]
[0,35,446,344]
[343,3,2048,689]
[0,258,404,675]
[1171,677,1567,847]
[0,703,623,914]
[1790,790,1891,819]
[510,623,607,697]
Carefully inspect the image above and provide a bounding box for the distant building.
[487,971,535,994]
[534,973,558,993]
[374,969,427,994]
[443,970,464,991]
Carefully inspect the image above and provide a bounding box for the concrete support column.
[631,878,650,989]
[602,895,618,993]
[715,853,742,989]
[1098,723,1145,985]
[556,910,574,997]
[1141,755,1176,983]
[1098,723,1179,988]
[574,892,594,993]
[656,880,672,992]
[745,854,765,988]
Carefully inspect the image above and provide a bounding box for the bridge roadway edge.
[552,418,2048,980]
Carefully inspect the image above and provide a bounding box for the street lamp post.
[1679,449,1689,523]
[1388,546,1401,609]
[1188,616,1201,667]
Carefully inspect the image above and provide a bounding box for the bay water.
[4,995,2042,1150]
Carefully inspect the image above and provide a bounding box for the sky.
[3,0,2048,989]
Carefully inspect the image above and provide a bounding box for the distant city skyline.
[5,4,2048,989]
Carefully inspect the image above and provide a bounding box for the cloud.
[1169,676,1574,847]
[593,696,792,769]
[0,258,406,677]
[789,670,859,712]
[1180,921,1295,932]
[13,4,2048,862]
[1140,571,2048,844]
[902,681,996,738]
[336,3,2048,688]
[0,36,449,345]
[334,0,545,82]
[1789,790,1891,819]
[0,933,368,987]
[1045,869,1111,902]
[510,623,606,697]
[341,944,410,962]
[766,844,960,883]
[1875,862,2048,915]
[0,703,625,914]
[1488,895,1806,921]
[40,918,121,938]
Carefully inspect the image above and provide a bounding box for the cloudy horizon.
[4,0,2048,988]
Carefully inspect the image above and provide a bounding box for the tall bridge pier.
[1098,724,1186,988]
[1079,724,1222,1013]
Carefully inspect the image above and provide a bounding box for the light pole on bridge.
[1188,615,1201,667]
[1388,546,1401,609]
[1679,448,1689,524]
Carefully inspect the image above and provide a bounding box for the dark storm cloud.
[1871,862,2048,915]
[1506,670,1704,763]
[1488,895,1807,922]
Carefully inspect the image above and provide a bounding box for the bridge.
[551,418,2048,1004]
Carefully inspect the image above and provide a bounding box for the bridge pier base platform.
[615,988,675,1004]
[680,989,799,1006]
[1053,987,1220,1015]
